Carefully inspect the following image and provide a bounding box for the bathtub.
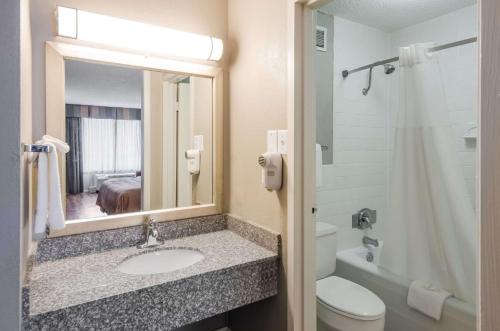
[335,246,476,331]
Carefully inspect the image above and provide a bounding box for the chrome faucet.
[352,208,376,230]
[137,217,165,249]
[362,235,379,247]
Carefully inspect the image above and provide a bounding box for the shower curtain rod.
[341,37,477,78]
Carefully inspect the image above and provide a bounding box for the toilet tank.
[316,222,338,280]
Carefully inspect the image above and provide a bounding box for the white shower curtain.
[380,43,476,303]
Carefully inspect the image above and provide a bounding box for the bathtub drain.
[366,252,374,262]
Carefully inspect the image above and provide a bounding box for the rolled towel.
[407,280,451,320]
[42,135,70,153]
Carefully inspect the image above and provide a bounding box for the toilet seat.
[316,276,385,321]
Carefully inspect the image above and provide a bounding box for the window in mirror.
[64,60,213,221]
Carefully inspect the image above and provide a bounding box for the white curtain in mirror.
[82,118,116,174]
[116,119,142,172]
[81,117,142,176]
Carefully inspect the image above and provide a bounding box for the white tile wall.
[316,6,477,251]
[317,17,391,250]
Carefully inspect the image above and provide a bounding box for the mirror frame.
[45,41,223,237]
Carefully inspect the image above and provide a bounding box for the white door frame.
[287,1,332,330]
[478,0,500,330]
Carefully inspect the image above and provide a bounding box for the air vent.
[316,26,327,52]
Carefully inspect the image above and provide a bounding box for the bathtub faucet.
[352,208,376,230]
[362,235,379,247]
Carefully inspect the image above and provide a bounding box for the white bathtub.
[335,246,476,331]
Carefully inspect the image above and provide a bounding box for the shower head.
[362,64,395,96]
[384,64,396,75]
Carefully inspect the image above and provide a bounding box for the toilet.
[316,222,385,331]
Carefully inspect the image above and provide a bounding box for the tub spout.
[362,235,379,247]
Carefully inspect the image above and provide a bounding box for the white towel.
[33,150,49,236]
[42,135,70,153]
[407,280,452,320]
[316,144,323,188]
[33,141,67,238]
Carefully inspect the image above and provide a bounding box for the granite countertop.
[27,230,277,316]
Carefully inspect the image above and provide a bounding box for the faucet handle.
[352,208,377,230]
[145,216,156,227]
[137,217,164,249]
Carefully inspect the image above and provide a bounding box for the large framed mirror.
[45,42,223,236]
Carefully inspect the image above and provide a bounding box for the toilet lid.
[316,276,385,321]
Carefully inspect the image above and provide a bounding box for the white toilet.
[316,222,386,331]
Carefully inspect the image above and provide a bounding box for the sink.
[118,248,204,275]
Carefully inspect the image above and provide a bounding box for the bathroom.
[314,0,477,330]
[1,0,500,330]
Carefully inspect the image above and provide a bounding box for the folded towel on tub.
[407,280,452,320]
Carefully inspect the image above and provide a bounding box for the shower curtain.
[380,43,476,303]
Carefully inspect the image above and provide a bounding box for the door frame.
[287,1,331,330]
[478,0,500,330]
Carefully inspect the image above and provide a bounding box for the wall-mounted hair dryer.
[258,152,283,191]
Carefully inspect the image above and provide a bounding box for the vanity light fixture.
[55,6,224,61]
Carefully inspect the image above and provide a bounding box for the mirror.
[63,59,213,221]
[315,13,334,165]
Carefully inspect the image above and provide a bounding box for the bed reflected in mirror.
[64,59,213,220]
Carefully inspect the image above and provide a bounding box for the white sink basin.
[118,248,204,275]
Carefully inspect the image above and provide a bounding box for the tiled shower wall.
[316,17,390,250]
[317,5,477,251]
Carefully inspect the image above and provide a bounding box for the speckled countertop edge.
[27,230,278,316]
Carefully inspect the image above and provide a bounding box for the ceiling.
[322,0,476,32]
[65,60,143,109]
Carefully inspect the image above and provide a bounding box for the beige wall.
[226,0,288,234]
[192,77,214,205]
[226,1,288,330]
[30,0,228,139]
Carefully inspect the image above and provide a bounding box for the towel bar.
[23,143,53,153]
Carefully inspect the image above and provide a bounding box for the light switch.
[278,130,288,154]
[267,130,278,153]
